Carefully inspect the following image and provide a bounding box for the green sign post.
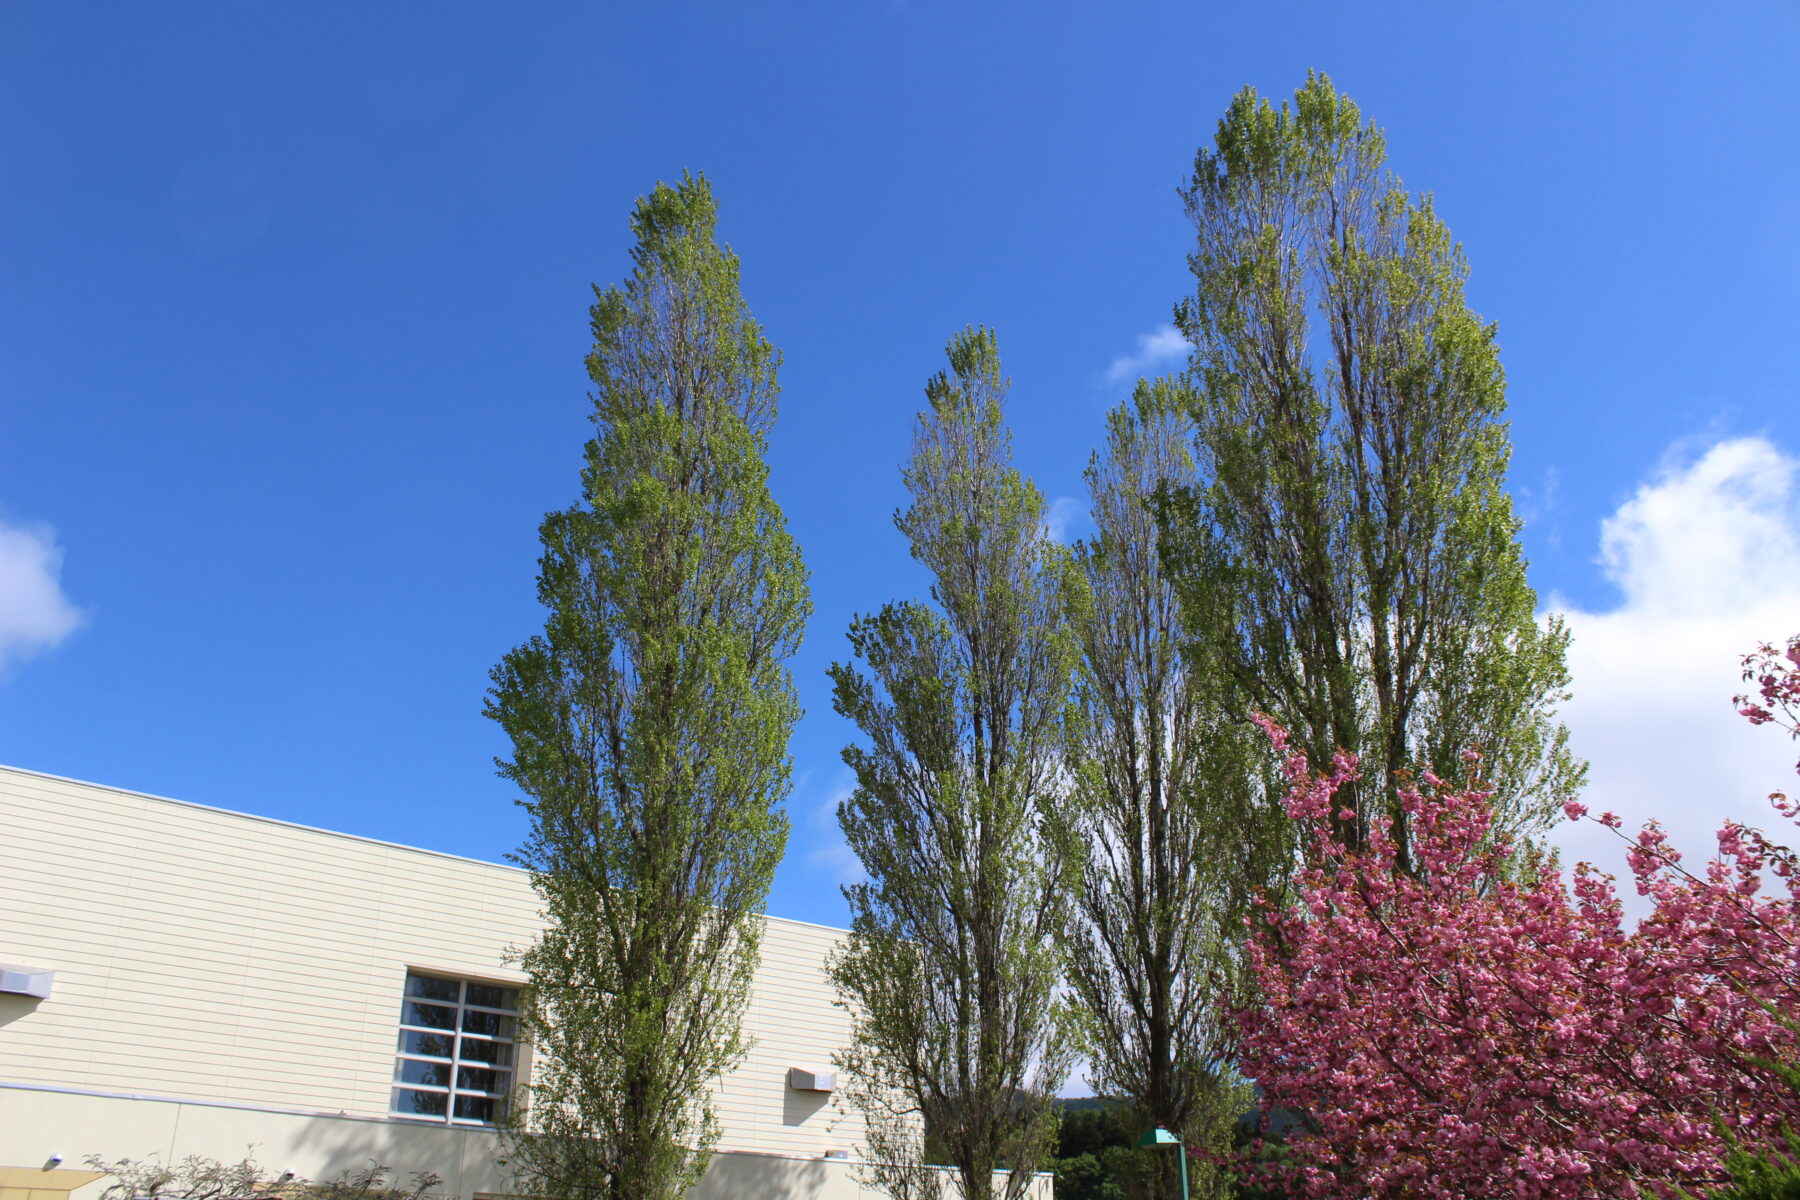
[1135,1127,1190,1200]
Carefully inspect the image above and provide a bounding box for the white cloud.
[804,771,867,888]
[0,515,82,670]
[1548,437,1800,889]
[1041,496,1088,545]
[1104,324,1190,384]
[806,839,867,888]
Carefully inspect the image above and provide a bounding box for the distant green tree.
[1053,382,1286,1200]
[1049,1101,1133,1200]
[829,327,1078,1200]
[1165,72,1582,861]
[486,174,810,1200]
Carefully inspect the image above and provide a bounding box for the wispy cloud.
[1547,436,1800,889]
[1516,466,1563,550]
[1104,324,1190,385]
[1041,496,1089,545]
[803,770,867,888]
[0,513,82,671]
[806,840,867,888]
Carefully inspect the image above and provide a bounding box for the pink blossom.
[1234,635,1800,1200]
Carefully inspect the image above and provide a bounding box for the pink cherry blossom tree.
[1738,633,1800,769]
[1234,635,1800,1200]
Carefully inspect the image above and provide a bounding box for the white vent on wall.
[788,1067,837,1092]
[0,964,53,1000]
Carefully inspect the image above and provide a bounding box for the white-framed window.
[390,971,519,1126]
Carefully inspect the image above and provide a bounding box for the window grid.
[391,972,518,1127]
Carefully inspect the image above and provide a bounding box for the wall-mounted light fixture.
[0,964,53,1000]
[786,1067,836,1092]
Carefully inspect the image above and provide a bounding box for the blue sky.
[3,2,1797,931]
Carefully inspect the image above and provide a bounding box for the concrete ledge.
[0,1085,1050,1200]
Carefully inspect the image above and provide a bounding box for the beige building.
[0,765,1047,1200]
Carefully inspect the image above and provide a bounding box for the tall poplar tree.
[1164,73,1582,860]
[486,174,809,1200]
[1054,381,1289,1200]
[828,327,1077,1200]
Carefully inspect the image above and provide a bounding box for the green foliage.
[1049,1102,1133,1200]
[1053,382,1283,1200]
[1053,1153,1130,1200]
[1040,1100,1306,1200]
[1708,1141,1800,1200]
[828,326,1078,1200]
[1699,1050,1800,1200]
[1165,71,1582,859]
[1058,1101,1133,1159]
[486,173,809,1200]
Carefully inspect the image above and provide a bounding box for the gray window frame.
[390,971,519,1127]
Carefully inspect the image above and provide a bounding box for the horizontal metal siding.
[0,766,867,1156]
[1,768,534,1117]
